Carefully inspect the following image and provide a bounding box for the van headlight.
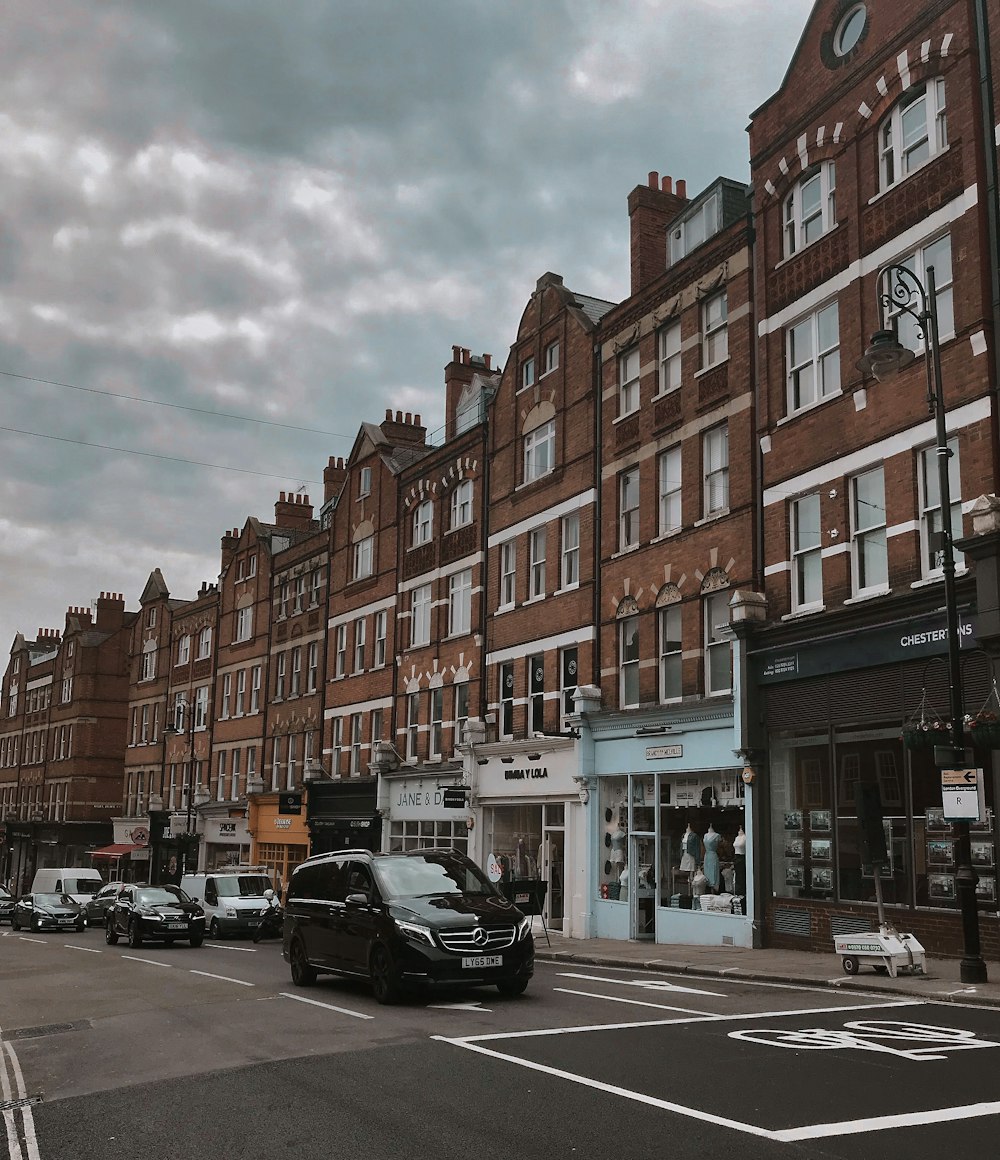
[395,919,435,947]
[517,916,532,941]
[225,908,237,917]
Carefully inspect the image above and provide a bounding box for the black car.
[106,884,205,947]
[0,885,15,924]
[12,893,85,932]
[84,881,140,924]
[283,848,534,1003]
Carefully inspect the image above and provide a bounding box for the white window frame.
[787,300,841,413]
[500,540,516,607]
[657,446,682,535]
[176,635,190,666]
[529,528,546,599]
[194,685,209,730]
[619,466,640,550]
[890,234,954,352]
[412,500,433,547]
[140,641,156,682]
[454,682,469,747]
[448,569,472,637]
[702,423,729,516]
[879,78,947,191]
[290,646,302,695]
[251,665,261,713]
[197,626,212,658]
[919,439,963,578]
[523,420,555,483]
[353,534,374,581]
[619,347,640,416]
[359,466,372,497]
[783,161,836,257]
[217,751,227,802]
[411,584,431,648]
[619,616,640,709]
[275,652,286,699]
[561,514,579,589]
[704,591,732,696]
[350,713,363,774]
[221,672,232,717]
[658,605,682,703]
[520,356,535,391]
[850,466,888,596]
[669,192,719,263]
[236,668,246,715]
[450,479,473,530]
[791,493,823,611]
[335,625,347,677]
[499,662,514,739]
[429,687,444,758]
[235,607,252,643]
[702,292,728,367]
[374,610,387,668]
[406,692,420,759]
[354,619,366,672]
[657,321,681,395]
[307,642,318,693]
[544,341,559,374]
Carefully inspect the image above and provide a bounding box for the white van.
[180,868,274,938]
[30,868,103,906]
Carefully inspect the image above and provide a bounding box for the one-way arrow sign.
[941,769,978,786]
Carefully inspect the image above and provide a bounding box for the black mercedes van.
[282,847,534,1003]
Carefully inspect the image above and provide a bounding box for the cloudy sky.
[0,0,813,651]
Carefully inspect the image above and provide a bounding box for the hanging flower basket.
[966,684,1000,748]
[901,725,951,751]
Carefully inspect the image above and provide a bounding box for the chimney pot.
[404,412,412,424]
[648,170,659,188]
[452,344,461,361]
[676,178,687,198]
[484,353,492,369]
[661,176,672,194]
[385,408,392,421]
[414,413,421,426]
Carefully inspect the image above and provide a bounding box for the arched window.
[450,479,473,530]
[879,79,947,190]
[412,500,433,546]
[617,596,640,709]
[783,162,836,257]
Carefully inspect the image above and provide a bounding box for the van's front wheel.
[289,938,316,987]
[209,918,221,939]
[369,944,400,1005]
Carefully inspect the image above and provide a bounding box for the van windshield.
[215,875,272,898]
[374,853,495,900]
[62,878,101,895]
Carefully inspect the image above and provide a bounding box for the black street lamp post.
[857,262,988,984]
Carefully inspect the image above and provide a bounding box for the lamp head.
[856,329,916,381]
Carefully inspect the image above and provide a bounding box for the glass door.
[541,803,565,931]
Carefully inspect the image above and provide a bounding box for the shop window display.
[387,820,468,856]
[485,805,541,880]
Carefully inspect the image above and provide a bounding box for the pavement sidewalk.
[533,928,1000,1009]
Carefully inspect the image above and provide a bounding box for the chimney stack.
[95,591,125,632]
[628,170,689,294]
[274,491,315,531]
[380,408,426,447]
[324,456,348,503]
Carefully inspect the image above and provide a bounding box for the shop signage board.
[442,787,468,809]
[485,851,504,882]
[941,768,985,822]
[278,792,302,816]
[389,779,467,822]
[477,749,578,798]
[756,610,977,684]
[645,745,683,760]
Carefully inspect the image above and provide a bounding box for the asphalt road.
[3,924,1000,1160]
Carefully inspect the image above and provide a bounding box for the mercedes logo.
[472,926,489,947]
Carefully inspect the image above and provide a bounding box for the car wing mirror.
[345,892,369,908]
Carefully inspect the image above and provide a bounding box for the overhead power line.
[0,367,352,440]
[0,425,323,485]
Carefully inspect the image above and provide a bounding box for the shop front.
[465,735,587,938]
[197,806,252,871]
[6,818,113,894]
[579,694,757,948]
[379,769,471,856]
[306,777,381,855]
[756,608,1000,958]
[248,791,309,894]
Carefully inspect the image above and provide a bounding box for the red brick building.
[747,0,1000,956]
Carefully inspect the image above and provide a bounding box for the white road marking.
[775,1101,1000,1141]
[545,963,880,997]
[120,955,172,968]
[189,970,254,987]
[428,1001,493,1012]
[17,938,45,945]
[557,972,725,997]
[64,944,102,954]
[2,1038,40,1160]
[553,988,708,1015]
[205,943,257,953]
[434,1037,778,1139]
[279,992,373,1020]
[0,1029,24,1160]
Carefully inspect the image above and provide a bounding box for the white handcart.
[833,860,925,977]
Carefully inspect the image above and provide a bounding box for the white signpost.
[941,768,985,822]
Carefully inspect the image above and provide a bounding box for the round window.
[833,3,867,57]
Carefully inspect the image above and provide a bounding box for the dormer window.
[880,80,947,191]
[783,162,836,257]
[669,193,719,265]
[359,467,372,497]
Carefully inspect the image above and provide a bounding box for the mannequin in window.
[680,824,699,873]
[609,825,627,865]
[618,861,630,902]
[734,825,747,895]
[703,824,721,891]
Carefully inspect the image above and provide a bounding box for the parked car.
[282,847,534,1003]
[0,884,16,924]
[12,893,86,932]
[106,884,205,948]
[84,881,141,925]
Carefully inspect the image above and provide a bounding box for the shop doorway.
[540,803,564,931]
[628,832,656,941]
